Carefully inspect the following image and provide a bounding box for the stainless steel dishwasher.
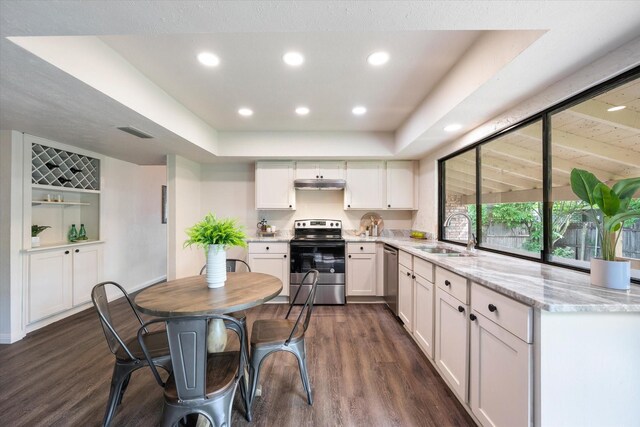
[383,244,398,315]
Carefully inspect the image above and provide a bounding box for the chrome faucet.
[444,212,477,251]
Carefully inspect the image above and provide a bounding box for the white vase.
[590,258,630,291]
[31,236,40,247]
[205,244,227,288]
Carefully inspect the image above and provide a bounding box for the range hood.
[294,178,346,190]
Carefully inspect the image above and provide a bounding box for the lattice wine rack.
[31,143,100,190]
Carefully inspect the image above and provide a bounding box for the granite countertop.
[247,232,640,312]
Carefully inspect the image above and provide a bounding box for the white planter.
[590,258,630,291]
[205,244,227,288]
[31,236,40,247]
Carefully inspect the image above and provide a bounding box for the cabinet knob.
[266,246,269,250]
[406,272,410,276]
[348,254,352,259]
[316,175,319,178]
[388,204,391,208]
[64,250,70,255]
[488,304,497,313]
[412,275,415,279]
[320,175,323,178]
[284,254,287,258]
[444,280,451,287]
[458,305,465,313]
[347,204,351,208]
[469,313,477,321]
[75,249,79,253]
[289,204,292,208]
[360,246,363,250]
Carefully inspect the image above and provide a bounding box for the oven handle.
[290,241,345,248]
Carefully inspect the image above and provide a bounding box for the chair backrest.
[138,314,244,401]
[284,269,319,345]
[91,281,144,360]
[199,258,251,275]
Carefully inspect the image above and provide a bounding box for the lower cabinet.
[247,242,289,297]
[398,263,414,330]
[28,243,103,324]
[346,243,377,296]
[413,273,434,359]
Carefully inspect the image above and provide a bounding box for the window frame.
[438,65,640,283]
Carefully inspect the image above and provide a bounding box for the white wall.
[167,154,203,279]
[0,131,25,342]
[101,159,167,290]
[412,37,640,236]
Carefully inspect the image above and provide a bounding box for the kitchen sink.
[414,246,472,256]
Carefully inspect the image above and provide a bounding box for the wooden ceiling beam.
[565,98,639,133]
[447,160,532,190]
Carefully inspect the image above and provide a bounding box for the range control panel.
[294,219,342,229]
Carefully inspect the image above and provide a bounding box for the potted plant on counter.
[184,213,247,288]
[31,225,51,248]
[570,168,640,290]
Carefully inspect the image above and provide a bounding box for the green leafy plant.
[184,213,247,251]
[570,169,640,261]
[31,225,51,237]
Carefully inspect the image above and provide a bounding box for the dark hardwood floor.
[0,302,475,426]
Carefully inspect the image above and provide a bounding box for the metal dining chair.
[249,269,319,405]
[91,281,172,427]
[138,314,249,427]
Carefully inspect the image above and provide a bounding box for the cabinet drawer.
[399,250,413,269]
[414,257,434,283]
[471,283,532,343]
[348,242,376,254]
[435,267,468,304]
[248,242,288,254]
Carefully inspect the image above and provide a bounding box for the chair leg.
[103,362,135,427]
[249,349,266,404]
[292,343,313,405]
[238,369,252,422]
[117,373,131,405]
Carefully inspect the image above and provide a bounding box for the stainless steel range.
[290,219,345,305]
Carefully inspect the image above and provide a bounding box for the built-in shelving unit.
[31,143,100,190]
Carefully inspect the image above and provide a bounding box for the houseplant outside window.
[184,213,247,288]
[570,169,640,290]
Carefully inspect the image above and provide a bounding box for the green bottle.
[78,224,87,240]
[68,224,78,242]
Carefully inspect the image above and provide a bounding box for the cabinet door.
[435,287,469,402]
[255,162,295,209]
[398,264,414,331]
[29,249,72,323]
[470,312,532,427]
[346,253,376,296]
[318,162,345,179]
[344,161,385,209]
[386,161,416,209]
[295,162,319,179]
[72,245,104,306]
[414,274,434,359]
[248,253,289,296]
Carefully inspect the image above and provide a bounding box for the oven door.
[290,240,345,304]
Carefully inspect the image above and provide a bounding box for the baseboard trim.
[0,331,26,344]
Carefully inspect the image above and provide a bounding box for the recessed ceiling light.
[238,108,253,117]
[197,52,220,67]
[367,51,390,66]
[607,105,626,112]
[352,106,367,116]
[444,123,462,132]
[295,106,310,116]
[283,51,304,67]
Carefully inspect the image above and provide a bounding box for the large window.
[440,69,640,282]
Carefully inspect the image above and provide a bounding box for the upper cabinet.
[295,161,345,180]
[386,161,417,210]
[255,161,296,210]
[344,161,385,210]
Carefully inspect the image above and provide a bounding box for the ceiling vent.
[117,126,154,139]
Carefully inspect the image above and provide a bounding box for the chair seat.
[250,319,304,347]
[116,330,169,361]
[164,351,239,401]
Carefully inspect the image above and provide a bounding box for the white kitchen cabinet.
[346,243,376,296]
[295,161,345,180]
[28,249,73,323]
[72,244,104,306]
[255,161,295,210]
[398,264,414,331]
[413,273,435,359]
[28,243,104,324]
[386,161,417,209]
[248,243,289,297]
[435,286,469,402]
[344,161,385,209]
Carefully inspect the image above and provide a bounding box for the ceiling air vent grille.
[117,126,154,139]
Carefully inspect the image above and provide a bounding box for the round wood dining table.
[133,272,283,317]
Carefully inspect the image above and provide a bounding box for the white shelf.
[32,200,91,206]
[32,184,100,194]
[25,240,105,253]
